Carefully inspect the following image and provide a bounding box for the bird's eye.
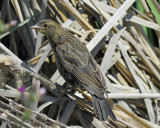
[44,24,48,28]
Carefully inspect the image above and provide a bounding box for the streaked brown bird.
[31,19,116,121]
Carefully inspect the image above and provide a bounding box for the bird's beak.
[31,25,41,31]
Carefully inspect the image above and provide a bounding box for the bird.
[31,19,116,121]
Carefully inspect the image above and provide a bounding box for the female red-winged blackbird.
[31,19,116,121]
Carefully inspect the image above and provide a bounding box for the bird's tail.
[92,95,116,121]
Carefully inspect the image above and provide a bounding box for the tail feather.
[92,95,104,120]
[92,95,116,121]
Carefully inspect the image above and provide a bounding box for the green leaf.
[146,0,160,25]
[0,11,40,39]
[22,110,31,121]
[135,0,148,35]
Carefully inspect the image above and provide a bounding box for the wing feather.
[56,41,105,98]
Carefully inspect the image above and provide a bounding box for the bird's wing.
[57,44,106,98]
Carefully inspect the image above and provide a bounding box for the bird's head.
[31,19,61,38]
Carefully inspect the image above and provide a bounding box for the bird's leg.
[65,83,81,90]
[55,83,80,94]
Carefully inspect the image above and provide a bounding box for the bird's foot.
[55,83,80,95]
